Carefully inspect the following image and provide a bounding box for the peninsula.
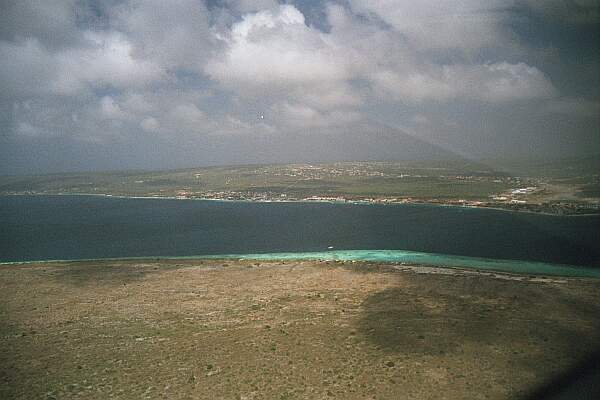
[2,159,599,215]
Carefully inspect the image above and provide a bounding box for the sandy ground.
[1,259,599,399]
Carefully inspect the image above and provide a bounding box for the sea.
[1,195,599,277]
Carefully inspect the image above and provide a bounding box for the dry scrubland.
[1,259,600,399]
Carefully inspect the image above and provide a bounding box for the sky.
[0,0,599,174]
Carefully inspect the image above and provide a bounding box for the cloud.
[524,0,600,25]
[0,32,165,97]
[16,121,44,137]
[370,62,556,103]
[205,4,363,129]
[348,0,513,53]
[225,0,279,14]
[273,102,362,130]
[112,0,213,72]
[0,0,82,48]
[542,97,600,117]
[0,0,597,173]
[206,5,350,89]
[63,32,165,91]
[140,117,159,132]
[0,1,562,142]
[0,38,59,98]
[100,96,126,120]
[326,2,556,104]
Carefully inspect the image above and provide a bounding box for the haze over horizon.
[1,0,599,174]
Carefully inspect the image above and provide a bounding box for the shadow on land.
[49,260,190,287]
[356,274,600,354]
[353,264,600,395]
[523,350,600,400]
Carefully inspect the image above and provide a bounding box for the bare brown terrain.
[1,259,599,399]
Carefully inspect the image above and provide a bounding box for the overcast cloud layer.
[1,0,599,174]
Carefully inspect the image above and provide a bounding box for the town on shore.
[171,189,600,215]
[2,161,599,215]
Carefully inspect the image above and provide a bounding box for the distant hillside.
[489,155,600,178]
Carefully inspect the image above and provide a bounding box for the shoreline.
[2,250,599,279]
[4,256,599,399]
[0,257,580,284]
[3,192,600,217]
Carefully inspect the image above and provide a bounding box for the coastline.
[3,192,600,217]
[2,249,599,278]
[3,256,599,399]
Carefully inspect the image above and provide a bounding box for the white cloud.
[100,96,126,120]
[54,32,165,94]
[273,102,362,129]
[298,83,363,110]
[168,103,209,129]
[3,0,595,167]
[112,0,213,72]
[216,115,277,136]
[0,38,59,97]
[16,121,43,137]
[140,117,159,132]
[411,115,431,125]
[0,1,563,143]
[0,32,165,98]
[225,0,279,14]
[477,62,557,102]
[206,5,350,89]
[122,93,154,114]
[0,0,81,48]
[349,0,512,53]
[370,62,556,103]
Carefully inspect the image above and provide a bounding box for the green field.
[0,161,516,200]
[1,159,598,208]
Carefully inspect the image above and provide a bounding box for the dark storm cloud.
[0,0,598,174]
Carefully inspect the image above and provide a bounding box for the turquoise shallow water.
[2,249,598,278]
[201,249,600,278]
[2,195,599,277]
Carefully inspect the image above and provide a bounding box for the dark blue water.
[1,195,599,266]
